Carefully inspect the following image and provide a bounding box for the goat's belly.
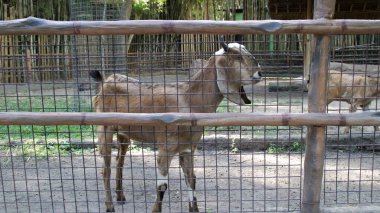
[118,126,204,145]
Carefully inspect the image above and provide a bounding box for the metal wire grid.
[0,34,378,212]
[324,35,380,208]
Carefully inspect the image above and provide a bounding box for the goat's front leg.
[343,104,358,134]
[179,148,199,212]
[152,149,174,213]
[98,126,115,212]
[115,134,130,204]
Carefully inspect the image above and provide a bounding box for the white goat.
[328,70,380,133]
[91,43,262,212]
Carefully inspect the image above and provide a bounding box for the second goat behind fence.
[91,42,262,212]
[328,70,380,133]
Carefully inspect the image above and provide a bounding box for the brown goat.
[91,43,262,212]
[328,70,380,133]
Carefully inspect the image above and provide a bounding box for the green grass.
[0,139,96,160]
[0,125,95,141]
[0,94,95,140]
[0,95,93,112]
[215,98,240,113]
[0,94,95,158]
[266,141,304,154]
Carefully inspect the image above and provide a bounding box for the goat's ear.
[221,42,228,52]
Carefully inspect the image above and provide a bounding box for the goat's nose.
[252,71,262,80]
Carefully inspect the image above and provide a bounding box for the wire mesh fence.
[0,29,380,212]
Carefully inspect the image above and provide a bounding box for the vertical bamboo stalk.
[0,36,3,83]
[25,45,32,83]
[302,1,336,213]
[304,0,313,83]
[9,6,15,83]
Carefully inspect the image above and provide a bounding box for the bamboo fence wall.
[2,0,378,83]
[0,0,70,83]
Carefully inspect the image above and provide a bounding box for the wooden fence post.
[302,0,336,213]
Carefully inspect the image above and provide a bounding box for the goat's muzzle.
[252,71,262,81]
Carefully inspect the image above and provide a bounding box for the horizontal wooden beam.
[1,17,380,35]
[1,112,380,126]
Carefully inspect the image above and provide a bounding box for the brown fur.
[91,44,262,212]
[328,70,380,133]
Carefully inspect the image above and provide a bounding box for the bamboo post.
[302,1,336,213]
[303,0,313,84]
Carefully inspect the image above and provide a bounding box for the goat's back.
[93,74,190,113]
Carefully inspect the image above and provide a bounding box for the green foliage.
[132,0,165,18]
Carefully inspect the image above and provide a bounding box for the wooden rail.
[1,112,380,126]
[1,17,380,35]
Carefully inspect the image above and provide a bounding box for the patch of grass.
[254,126,282,137]
[266,141,304,154]
[0,139,95,160]
[0,95,93,112]
[206,209,215,213]
[215,98,239,113]
[0,95,95,141]
[0,125,95,141]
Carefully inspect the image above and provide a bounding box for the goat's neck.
[187,56,224,113]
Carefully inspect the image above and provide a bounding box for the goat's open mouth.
[239,86,251,104]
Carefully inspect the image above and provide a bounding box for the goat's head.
[215,43,262,105]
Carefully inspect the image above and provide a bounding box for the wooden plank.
[1,17,380,35]
[1,111,380,126]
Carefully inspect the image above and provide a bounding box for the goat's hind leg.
[98,126,116,212]
[179,148,199,212]
[152,149,174,213]
[115,134,130,204]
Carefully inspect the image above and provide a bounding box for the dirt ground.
[0,148,379,213]
[1,78,380,212]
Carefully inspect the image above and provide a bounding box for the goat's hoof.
[189,206,199,212]
[189,200,199,212]
[106,207,115,212]
[152,204,162,213]
[117,195,126,204]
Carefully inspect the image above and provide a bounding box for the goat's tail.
[89,70,104,82]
